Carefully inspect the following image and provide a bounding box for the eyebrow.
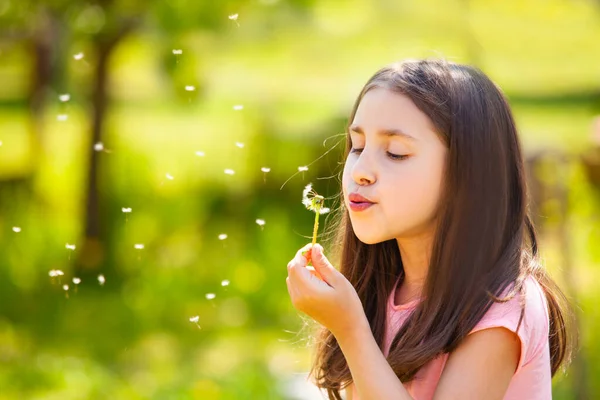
[348,125,417,141]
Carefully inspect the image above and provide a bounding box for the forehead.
[351,88,436,141]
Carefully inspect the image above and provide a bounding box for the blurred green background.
[1,0,600,399]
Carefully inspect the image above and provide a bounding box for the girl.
[285,59,575,400]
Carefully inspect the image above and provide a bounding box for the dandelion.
[224,169,235,175]
[57,114,68,121]
[189,315,201,329]
[302,183,330,247]
[72,277,81,294]
[235,142,244,148]
[261,167,271,183]
[98,274,105,286]
[133,244,145,261]
[195,151,205,157]
[172,49,183,55]
[12,227,21,233]
[185,85,195,92]
[166,173,174,180]
[221,280,230,287]
[73,52,84,60]
[65,243,76,260]
[218,234,227,240]
[94,142,104,152]
[122,207,132,224]
[59,94,70,102]
[206,293,216,300]
[233,104,244,111]
[228,13,240,27]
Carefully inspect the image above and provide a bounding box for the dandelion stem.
[312,205,320,246]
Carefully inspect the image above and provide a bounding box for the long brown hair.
[308,59,576,399]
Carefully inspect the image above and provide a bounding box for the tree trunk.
[77,40,112,273]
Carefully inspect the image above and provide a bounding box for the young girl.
[285,59,575,400]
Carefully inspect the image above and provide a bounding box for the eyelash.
[350,148,409,161]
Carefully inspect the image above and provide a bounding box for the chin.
[353,230,388,245]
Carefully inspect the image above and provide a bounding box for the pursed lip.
[348,192,375,203]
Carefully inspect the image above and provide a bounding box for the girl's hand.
[286,243,367,338]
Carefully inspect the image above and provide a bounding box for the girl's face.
[342,88,448,244]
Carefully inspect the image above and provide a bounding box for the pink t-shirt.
[349,275,551,400]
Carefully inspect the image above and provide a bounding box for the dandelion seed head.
[235,142,244,148]
[73,52,84,60]
[12,227,21,233]
[185,85,195,92]
[218,234,228,240]
[302,183,327,213]
[49,269,64,277]
[57,114,68,121]
[63,284,69,291]
[221,280,230,287]
[73,277,81,285]
[228,14,239,21]
[195,151,205,157]
[122,207,132,213]
[0,141,3,146]
[298,166,308,172]
[98,274,105,285]
[233,105,244,111]
[189,315,199,323]
[302,183,312,199]
[172,49,183,55]
[224,169,235,175]
[94,142,104,152]
[59,94,70,102]
[65,244,76,250]
[206,293,216,300]
[255,219,265,226]
[261,167,270,173]
[166,173,174,180]
[134,244,144,250]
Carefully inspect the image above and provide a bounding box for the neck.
[395,230,434,295]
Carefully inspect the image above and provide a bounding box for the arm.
[338,322,520,400]
[433,327,520,399]
[336,317,414,400]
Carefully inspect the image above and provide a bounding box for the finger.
[286,276,294,299]
[305,264,323,279]
[295,243,313,260]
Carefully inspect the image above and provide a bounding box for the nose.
[351,151,376,186]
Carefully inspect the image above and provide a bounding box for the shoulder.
[433,277,549,398]
[469,275,549,373]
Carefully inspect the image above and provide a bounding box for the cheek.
[385,161,445,221]
[342,160,353,192]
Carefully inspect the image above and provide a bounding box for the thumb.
[311,244,339,285]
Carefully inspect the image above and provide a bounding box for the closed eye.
[350,148,409,161]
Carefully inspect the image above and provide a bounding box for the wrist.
[335,315,371,348]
